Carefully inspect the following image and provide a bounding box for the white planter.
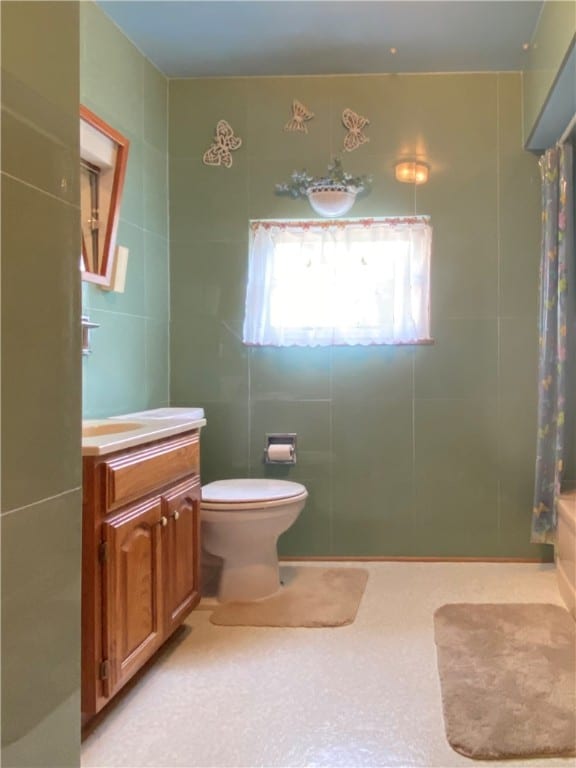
[306,184,358,217]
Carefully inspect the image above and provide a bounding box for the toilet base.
[218,547,281,602]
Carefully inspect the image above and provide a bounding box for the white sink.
[82,409,207,456]
[82,421,144,437]
[108,407,205,420]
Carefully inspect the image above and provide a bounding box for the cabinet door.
[163,477,201,633]
[102,497,165,698]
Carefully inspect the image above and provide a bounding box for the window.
[243,217,432,347]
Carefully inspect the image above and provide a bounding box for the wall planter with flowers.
[275,158,371,217]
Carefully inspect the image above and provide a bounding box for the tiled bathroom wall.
[1,2,82,766]
[0,4,568,764]
[523,0,576,144]
[81,1,170,418]
[563,155,576,491]
[169,72,551,560]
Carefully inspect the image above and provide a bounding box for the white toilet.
[201,478,308,602]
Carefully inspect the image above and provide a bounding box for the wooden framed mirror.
[80,106,129,288]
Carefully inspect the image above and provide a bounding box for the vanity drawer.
[102,433,199,512]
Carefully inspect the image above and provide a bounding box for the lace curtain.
[243,217,432,347]
[531,143,574,543]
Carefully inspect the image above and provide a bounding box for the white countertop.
[82,408,206,456]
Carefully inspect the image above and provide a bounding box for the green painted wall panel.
[1,491,82,767]
[1,177,82,510]
[170,72,548,559]
[523,0,576,145]
[81,1,170,418]
[1,2,82,765]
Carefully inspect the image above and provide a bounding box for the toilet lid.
[202,478,307,505]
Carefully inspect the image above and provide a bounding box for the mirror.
[80,106,129,288]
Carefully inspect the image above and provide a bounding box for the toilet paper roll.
[267,443,294,462]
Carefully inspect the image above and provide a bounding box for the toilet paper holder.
[264,433,297,465]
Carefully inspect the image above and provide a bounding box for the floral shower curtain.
[531,143,574,544]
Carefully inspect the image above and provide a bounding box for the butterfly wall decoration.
[203,120,242,168]
[342,108,370,152]
[284,99,315,134]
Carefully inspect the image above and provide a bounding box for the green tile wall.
[563,156,576,491]
[1,2,81,766]
[170,72,551,560]
[523,0,576,144]
[81,1,170,418]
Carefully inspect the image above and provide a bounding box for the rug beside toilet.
[209,566,368,627]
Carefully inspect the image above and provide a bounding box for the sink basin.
[109,407,205,421]
[82,421,144,437]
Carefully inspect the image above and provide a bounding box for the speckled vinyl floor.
[81,562,575,768]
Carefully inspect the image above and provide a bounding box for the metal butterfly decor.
[342,108,370,152]
[203,120,242,168]
[284,99,315,134]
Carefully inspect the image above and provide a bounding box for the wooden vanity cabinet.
[101,496,166,702]
[163,478,202,634]
[82,430,202,722]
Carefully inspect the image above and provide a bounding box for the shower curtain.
[531,142,574,544]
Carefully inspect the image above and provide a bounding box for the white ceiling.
[97,1,544,78]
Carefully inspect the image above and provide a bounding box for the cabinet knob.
[173,511,180,521]
[160,516,168,527]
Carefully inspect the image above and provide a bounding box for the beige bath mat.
[210,566,368,627]
[434,603,576,760]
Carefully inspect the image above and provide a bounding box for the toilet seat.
[201,478,307,511]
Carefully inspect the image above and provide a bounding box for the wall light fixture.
[394,160,430,185]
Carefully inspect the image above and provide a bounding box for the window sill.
[243,338,436,348]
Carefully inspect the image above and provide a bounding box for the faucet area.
[1,1,575,766]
